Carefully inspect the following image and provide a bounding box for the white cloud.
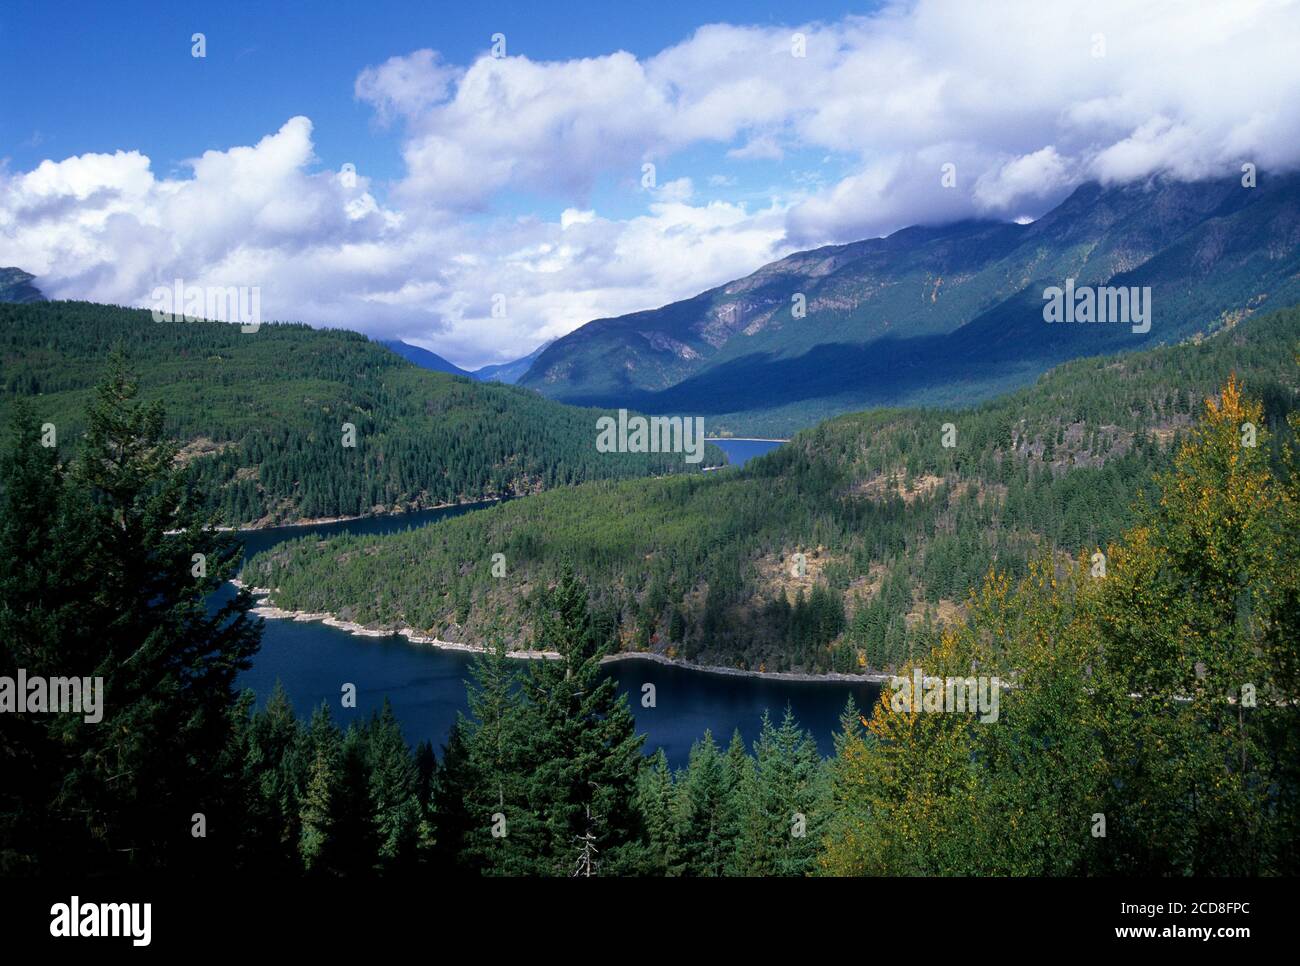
[355,49,460,125]
[974,147,1073,211]
[560,208,595,229]
[655,177,694,203]
[727,134,784,162]
[0,119,793,368]
[365,0,1300,241]
[4,0,1299,366]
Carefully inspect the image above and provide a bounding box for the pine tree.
[299,746,336,874]
[237,682,304,872]
[413,739,437,816]
[0,400,70,872]
[634,749,680,875]
[429,719,476,873]
[517,565,646,875]
[734,708,826,876]
[332,723,379,875]
[675,731,733,876]
[297,705,343,874]
[367,701,421,871]
[460,637,542,875]
[0,354,262,873]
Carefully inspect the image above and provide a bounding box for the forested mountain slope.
[521,174,1300,435]
[248,303,1300,672]
[0,301,721,526]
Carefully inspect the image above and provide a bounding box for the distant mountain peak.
[473,339,554,384]
[519,173,1300,435]
[0,267,46,304]
[379,339,473,378]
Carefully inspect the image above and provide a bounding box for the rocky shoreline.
[224,497,501,532]
[230,579,889,684]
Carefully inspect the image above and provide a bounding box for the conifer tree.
[460,637,542,875]
[299,747,336,874]
[429,719,476,873]
[298,705,342,874]
[238,682,304,872]
[367,700,421,871]
[518,565,646,875]
[676,731,733,876]
[0,354,262,873]
[634,749,680,875]
[722,727,755,873]
[734,708,826,876]
[332,723,379,875]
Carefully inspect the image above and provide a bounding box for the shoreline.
[231,496,502,532]
[231,580,889,685]
[706,437,791,443]
[174,497,502,534]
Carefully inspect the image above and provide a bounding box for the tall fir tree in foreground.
[517,566,646,875]
[675,731,735,876]
[368,700,422,872]
[0,352,262,873]
[733,708,827,876]
[635,749,681,875]
[457,638,543,875]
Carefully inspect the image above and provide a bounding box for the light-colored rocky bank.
[234,497,503,532]
[229,580,888,684]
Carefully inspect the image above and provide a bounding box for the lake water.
[231,441,882,766]
[707,437,787,468]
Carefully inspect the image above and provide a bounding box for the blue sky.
[2,1,1296,368]
[0,0,865,205]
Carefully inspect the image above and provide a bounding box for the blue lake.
[708,437,786,468]
[231,452,881,767]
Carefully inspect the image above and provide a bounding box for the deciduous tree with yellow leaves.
[820,373,1300,876]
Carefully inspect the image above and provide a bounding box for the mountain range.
[381,338,551,385]
[473,340,553,384]
[519,174,1300,436]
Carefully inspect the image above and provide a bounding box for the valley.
[5,0,1300,902]
[245,302,1300,674]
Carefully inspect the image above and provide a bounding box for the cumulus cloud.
[355,49,460,125]
[974,147,1073,211]
[0,118,790,367]
[367,0,1300,241]
[3,0,1299,365]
